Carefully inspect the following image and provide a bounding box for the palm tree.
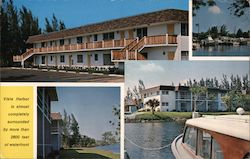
[145,99,160,115]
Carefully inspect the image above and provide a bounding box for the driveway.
[0,67,124,82]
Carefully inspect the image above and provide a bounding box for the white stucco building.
[142,85,228,112]
[13,9,189,68]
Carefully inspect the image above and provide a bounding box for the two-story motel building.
[13,9,189,68]
[142,85,228,112]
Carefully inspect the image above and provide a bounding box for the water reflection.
[125,122,184,159]
[193,45,250,56]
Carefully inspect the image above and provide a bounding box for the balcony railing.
[51,127,61,133]
[32,38,134,54]
[13,48,34,62]
[112,34,178,61]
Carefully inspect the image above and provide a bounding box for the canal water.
[95,143,120,154]
[125,122,185,159]
[193,45,250,56]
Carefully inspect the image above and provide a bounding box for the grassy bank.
[134,112,192,121]
[132,111,249,122]
[60,148,120,159]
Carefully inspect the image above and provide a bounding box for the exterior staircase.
[112,34,178,61]
[13,48,34,62]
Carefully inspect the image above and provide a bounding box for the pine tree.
[70,114,81,146]
[52,14,58,31]
[59,20,66,30]
[44,17,53,33]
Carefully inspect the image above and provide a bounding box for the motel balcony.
[50,126,61,134]
[111,34,178,61]
[13,34,178,62]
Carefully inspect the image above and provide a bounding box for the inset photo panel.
[124,61,250,159]
[191,0,250,60]
[37,86,121,159]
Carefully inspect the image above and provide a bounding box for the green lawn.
[60,148,120,159]
[134,111,249,121]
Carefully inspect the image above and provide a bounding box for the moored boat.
[171,112,250,159]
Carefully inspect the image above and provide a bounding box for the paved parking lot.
[0,68,124,82]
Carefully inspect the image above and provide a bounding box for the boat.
[171,110,250,159]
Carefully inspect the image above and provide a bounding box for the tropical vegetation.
[1,0,66,66]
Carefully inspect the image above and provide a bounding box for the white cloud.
[138,62,164,73]
[208,6,222,14]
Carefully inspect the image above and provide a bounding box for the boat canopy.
[186,115,250,141]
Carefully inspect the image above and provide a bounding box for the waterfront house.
[125,99,138,113]
[51,112,62,152]
[37,87,58,159]
[13,9,189,69]
[141,85,227,112]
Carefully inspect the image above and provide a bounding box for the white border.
[1,82,124,159]
[189,0,250,61]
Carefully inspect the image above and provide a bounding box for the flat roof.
[186,115,250,141]
[27,9,188,43]
[142,85,229,94]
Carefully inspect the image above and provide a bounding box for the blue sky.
[125,61,249,91]
[51,87,120,140]
[193,0,250,33]
[14,0,188,30]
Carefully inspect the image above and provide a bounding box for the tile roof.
[27,9,188,43]
[51,112,62,120]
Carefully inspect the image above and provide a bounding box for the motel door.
[87,36,91,43]
[87,54,91,68]
[167,24,174,35]
[128,30,134,39]
[137,27,147,39]
[69,55,73,67]
[103,54,113,65]
[45,56,48,66]
[55,55,57,66]
[168,51,175,60]
[120,31,125,39]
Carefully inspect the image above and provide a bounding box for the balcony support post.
[126,50,128,60]
[166,34,168,44]
[112,40,115,48]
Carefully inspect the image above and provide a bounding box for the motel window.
[94,54,98,61]
[42,42,45,47]
[103,32,114,40]
[60,55,65,63]
[41,56,45,64]
[94,34,98,41]
[60,39,64,46]
[77,37,83,43]
[77,54,83,63]
[162,102,168,106]
[162,91,169,95]
[50,56,53,61]
[181,23,188,36]
[50,41,53,46]
[68,38,71,44]
[181,51,189,60]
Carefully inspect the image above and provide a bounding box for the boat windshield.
[183,126,197,151]
[183,126,224,159]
